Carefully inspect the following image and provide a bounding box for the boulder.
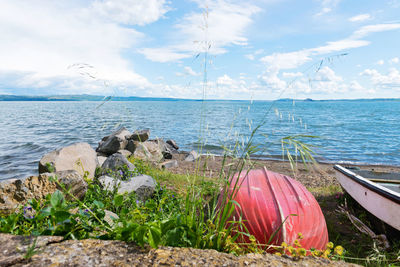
[166,139,179,150]
[0,175,57,215]
[42,170,87,200]
[97,156,107,167]
[129,129,150,142]
[117,149,132,158]
[125,140,137,153]
[160,160,178,169]
[133,141,163,162]
[0,233,354,267]
[97,127,131,156]
[39,142,98,179]
[101,153,136,173]
[98,174,156,200]
[149,139,177,159]
[185,150,199,162]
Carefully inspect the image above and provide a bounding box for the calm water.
[0,100,399,180]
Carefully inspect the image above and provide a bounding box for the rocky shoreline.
[2,126,393,266]
[0,127,197,215]
[0,233,359,267]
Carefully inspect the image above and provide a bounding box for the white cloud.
[361,68,400,90]
[92,0,170,26]
[314,66,342,82]
[176,66,199,76]
[0,0,162,94]
[390,57,399,64]
[352,24,400,39]
[258,69,287,90]
[139,0,261,62]
[315,0,341,16]
[259,28,380,72]
[140,48,191,62]
[183,66,199,76]
[282,72,303,78]
[377,60,385,65]
[245,49,264,61]
[348,14,371,22]
[245,54,255,60]
[311,39,370,55]
[260,51,312,70]
[217,74,234,86]
[213,74,251,98]
[255,21,400,98]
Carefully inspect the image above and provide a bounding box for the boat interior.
[348,168,400,194]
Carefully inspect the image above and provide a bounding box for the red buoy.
[222,167,329,251]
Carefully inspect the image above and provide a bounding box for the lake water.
[0,100,399,180]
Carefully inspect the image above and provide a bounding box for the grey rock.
[185,150,199,162]
[125,140,137,153]
[97,127,131,156]
[129,129,150,142]
[133,141,163,162]
[166,139,179,150]
[122,175,156,200]
[149,139,176,159]
[101,153,136,173]
[160,160,178,169]
[97,152,107,157]
[42,170,88,200]
[97,156,107,167]
[39,142,98,179]
[117,149,132,158]
[163,151,173,159]
[98,174,156,200]
[97,175,117,190]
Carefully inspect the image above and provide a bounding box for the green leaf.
[50,190,64,208]
[40,206,52,217]
[93,200,104,209]
[53,211,71,223]
[113,194,124,207]
[148,227,161,248]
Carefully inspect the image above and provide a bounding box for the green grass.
[312,187,400,266]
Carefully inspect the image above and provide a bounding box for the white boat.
[334,164,400,231]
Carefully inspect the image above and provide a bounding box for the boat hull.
[224,168,329,251]
[334,165,400,231]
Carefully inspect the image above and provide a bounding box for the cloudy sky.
[0,0,400,100]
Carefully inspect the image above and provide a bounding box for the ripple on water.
[0,100,399,180]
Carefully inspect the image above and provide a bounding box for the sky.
[0,0,400,100]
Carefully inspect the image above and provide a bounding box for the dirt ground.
[167,152,400,190]
[165,152,400,262]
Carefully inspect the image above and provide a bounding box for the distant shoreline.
[0,94,399,102]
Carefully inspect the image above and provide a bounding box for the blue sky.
[0,0,400,100]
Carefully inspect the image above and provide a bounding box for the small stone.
[160,160,178,169]
[166,139,179,150]
[126,140,137,153]
[117,149,132,158]
[184,150,199,162]
[97,127,131,156]
[101,153,136,174]
[129,129,150,142]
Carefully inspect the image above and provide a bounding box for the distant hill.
[0,94,399,102]
[0,94,193,101]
